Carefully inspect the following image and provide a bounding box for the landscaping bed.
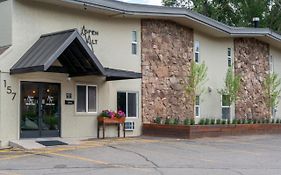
[142,123,281,139]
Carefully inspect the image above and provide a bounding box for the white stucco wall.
[0,0,142,146]
[0,0,141,72]
[0,0,12,47]
[270,46,281,118]
[194,31,235,120]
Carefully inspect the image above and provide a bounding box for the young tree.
[218,67,241,118]
[264,72,281,117]
[186,61,208,118]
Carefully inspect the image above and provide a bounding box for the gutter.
[61,0,281,43]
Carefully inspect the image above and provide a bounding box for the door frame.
[20,81,61,138]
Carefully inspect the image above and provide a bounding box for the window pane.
[195,41,200,52]
[88,86,97,112]
[195,107,200,117]
[128,93,137,117]
[195,96,200,105]
[222,95,230,106]
[132,31,137,42]
[228,48,231,57]
[222,107,230,119]
[117,92,126,115]
[228,57,232,67]
[195,53,199,63]
[77,86,86,112]
[132,43,137,55]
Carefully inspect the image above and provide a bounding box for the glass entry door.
[20,82,61,138]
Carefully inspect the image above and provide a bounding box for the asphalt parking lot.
[0,135,281,175]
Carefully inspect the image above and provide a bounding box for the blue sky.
[119,0,162,5]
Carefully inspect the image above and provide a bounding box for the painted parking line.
[0,138,159,162]
[49,152,109,165]
[0,171,22,175]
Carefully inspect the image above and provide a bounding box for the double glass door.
[20,82,61,138]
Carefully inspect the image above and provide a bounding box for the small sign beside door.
[65,100,75,105]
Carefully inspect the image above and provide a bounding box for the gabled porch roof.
[10,29,141,80]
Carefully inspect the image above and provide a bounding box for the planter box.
[142,123,281,139]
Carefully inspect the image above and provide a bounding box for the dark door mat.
[36,140,68,146]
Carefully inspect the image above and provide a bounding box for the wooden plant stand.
[97,117,126,139]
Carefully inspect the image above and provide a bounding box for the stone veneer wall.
[234,38,270,119]
[141,19,194,123]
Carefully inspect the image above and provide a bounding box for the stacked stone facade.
[141,19,194,123]
[234,38,270,119]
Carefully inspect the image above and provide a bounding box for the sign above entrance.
[81,25,99,51]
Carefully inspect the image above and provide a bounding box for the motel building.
[1,0,281,147]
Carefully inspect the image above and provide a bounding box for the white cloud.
[119,0,162,6]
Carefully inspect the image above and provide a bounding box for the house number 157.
[3,80,16,100]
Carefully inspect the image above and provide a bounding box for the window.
[194,41,200,63]
[269,55,274,73]
[195,95,200,117]
[222,95,230,119]
[227,48,232,67]
[125,121,135,131]
[77,85,97,113]
[117,92,138,117]
[132,31,137,55]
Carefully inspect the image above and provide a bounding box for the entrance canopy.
[10,29,141,81]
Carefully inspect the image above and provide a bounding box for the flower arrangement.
[115,110,126,118]
[98,110,126,119]
[99,110,115,119]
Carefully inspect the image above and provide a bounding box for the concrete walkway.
[9,137,87,149]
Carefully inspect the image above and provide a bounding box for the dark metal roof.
[10,29,106,76]
[61,0,281,44]
[0,45,10,55]
[105,68,142,81]
[10,28,142,81]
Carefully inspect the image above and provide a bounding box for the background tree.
[186,61,208,118]
[264,72,281,118]
[162,0,281,34]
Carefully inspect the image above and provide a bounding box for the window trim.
[195,95,200,118]
[227,48,232,67]
[194,41,200,63]
[131,31,138,55]
[76,84,98,114]
[221,95,231,119]
[117,91,139,118]
[269,55,274,73]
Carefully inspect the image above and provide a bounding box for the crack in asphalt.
[108,145,163,175]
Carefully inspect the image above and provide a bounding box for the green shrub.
[173,118,180,125]
[190,119,195,125]
[276,119,280,124]
[271,119,275,124]
[232,119,238,124]
[221,119,227,124]
[199,118,205,125]
[227,119,231,124]
[210,119,216,125]
[248,119,253,124]
[237,119,242,124]
[205,118,210,125]
[253,119,257,124]
[184,118,190,125]
[216,119,222,125]
[165,118,171,125]
[155,116,161,124]
[266,118,270,124]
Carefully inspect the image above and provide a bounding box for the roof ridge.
[40,28,78,38]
